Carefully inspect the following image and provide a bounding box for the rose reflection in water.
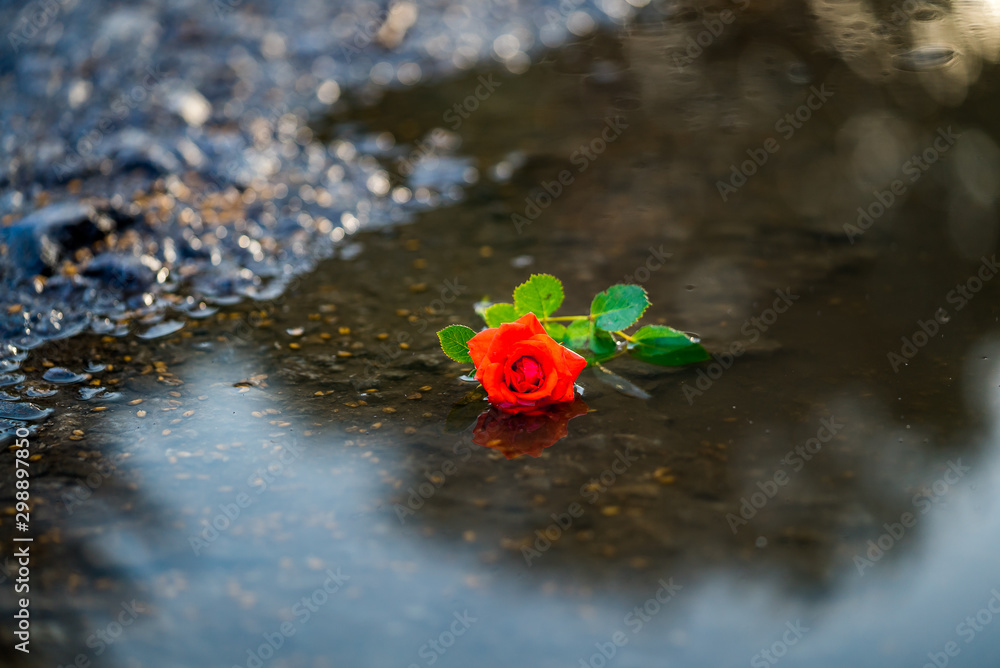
[471,398,589,459]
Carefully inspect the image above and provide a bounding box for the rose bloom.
[468,312,586,414]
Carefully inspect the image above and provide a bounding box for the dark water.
[4,2,1000,668]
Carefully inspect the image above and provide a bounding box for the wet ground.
[4,1,1000,667]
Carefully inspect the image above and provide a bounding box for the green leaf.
[437,325,477,364]
[514,274,564,319]
[590,284,650,331]
[543,322,567,340]
[627,325,710,366]
[565,319,617,364]
[564,319,590,347]
[483,303,519,328]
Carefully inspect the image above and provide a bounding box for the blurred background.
[2,0,1000,666]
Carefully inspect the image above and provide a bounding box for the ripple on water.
[78,387,120,401]
[0,401,52,421]
[42,367,89,384]
[0,373,26,387]
[892,45,957,71]
[25,387,58,398]
[139,320,186,339]
[0,420,36,447]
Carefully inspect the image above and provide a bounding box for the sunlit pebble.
[511,255,534,269]
[397,63,422,86]
[335,142,357,162]
[261,32,287,60]
[567,11,596,36]
[316,80,341,105]
[171,89,212,127]
[367,173,391,196]
[341,212,360,233]
[492,161,514,181]
[68,80,91,108]
[370,62,395,86]
[391,187,412,204]
[493,34,520,60]
[286,328,304,337]
[599,0,632,19]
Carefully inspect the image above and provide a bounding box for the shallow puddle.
[5,4,1000,668]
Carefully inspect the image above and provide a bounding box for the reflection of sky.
[78,338,1000,668]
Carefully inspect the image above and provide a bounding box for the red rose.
[472,399,589,459]
[468,312,587,414]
